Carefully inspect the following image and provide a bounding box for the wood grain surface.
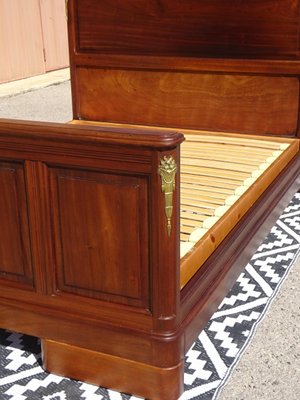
[76,68,299,135]
[0,161,33,287]
[75,0,300,58]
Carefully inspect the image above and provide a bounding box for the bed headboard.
[67,0,300,137]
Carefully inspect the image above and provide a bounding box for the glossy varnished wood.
[0,161,33,287]
[0,118,300,393]
[50,167,149,307]
[72,54,300,76]
[74,0,300,58]
[76,69,299,135]
[42,339,184,400]
[1,1,300,398]
[0,118,183,149]
[68,0,300,136]
[0,122,184,400]
[0,119,183,373]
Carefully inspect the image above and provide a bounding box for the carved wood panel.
[0,161,33,287]
[49,167,150,308]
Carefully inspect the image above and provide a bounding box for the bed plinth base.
[42,340,184,400]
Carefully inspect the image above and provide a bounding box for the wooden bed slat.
[179,134,299,286]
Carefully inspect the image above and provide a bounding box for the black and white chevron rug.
[1,192,300,400]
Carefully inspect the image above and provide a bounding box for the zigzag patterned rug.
[1,192,300,400]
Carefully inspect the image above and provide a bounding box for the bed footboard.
[0,119,184,400]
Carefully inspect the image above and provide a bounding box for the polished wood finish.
[0,119,300,399]
[1,1,300,399]
[0,161,33,287]
[68,0,300,137]
[76,69,299,134]
[42,339,184,400]
[72,54,300,76]
[74,0,299,58]
[50,167,149,306]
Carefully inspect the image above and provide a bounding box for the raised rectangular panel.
[76,68,299,136]
[0,161,33,287]
[50,168,149,308]
[75,0,300,58]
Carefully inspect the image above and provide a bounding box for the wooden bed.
[1,1,300,399]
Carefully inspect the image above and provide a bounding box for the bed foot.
[41,339,184,400]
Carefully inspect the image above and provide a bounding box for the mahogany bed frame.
[1,1,300,399]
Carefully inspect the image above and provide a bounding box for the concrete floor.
[219,259,300,400]
[0,80,72,122]
[0,80,299,399]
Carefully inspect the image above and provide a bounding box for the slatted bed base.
[69,120,299,288]
[179,132,298,286]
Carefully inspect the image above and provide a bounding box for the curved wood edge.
[0,118,184,149]
[42,339,184,400]
[70,119,299,143]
